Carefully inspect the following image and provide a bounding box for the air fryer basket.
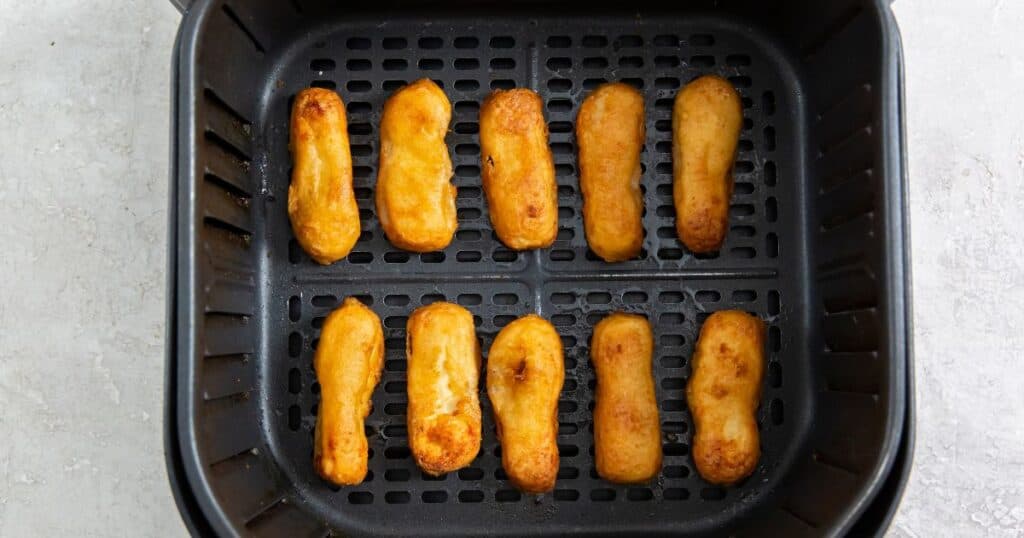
[168,0,910,536]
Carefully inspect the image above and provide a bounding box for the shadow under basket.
[167,0,912,536]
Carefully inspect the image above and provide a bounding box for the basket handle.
[169,0,192,13]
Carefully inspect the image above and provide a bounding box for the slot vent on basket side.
[220,4,266,54]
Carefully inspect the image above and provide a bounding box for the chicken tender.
[576,83,646,262]
[479,89,558,250]
[486,315,563,492]
[591,313,662,483]
[289,88,360,264]
[406,302,482,475]
[376,79,457,252]
[686,310,765,485]
[313,298,384,486]
[673,75,743,253]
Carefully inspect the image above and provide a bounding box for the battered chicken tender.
[479,89,558,250]
[686,310,765,485]
[406,302,482,475]
[313,298,384,486]
[486,315,563,492]
[673,75,743,253]
[376,79,457,252]
[576,83,646,262]
[591,313,662,483]
[289,88,360,264]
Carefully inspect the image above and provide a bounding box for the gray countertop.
[0,0,1021,535]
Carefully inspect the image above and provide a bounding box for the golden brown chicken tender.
[590,313,662,483]
[479,89,558,250]
[576,83,646,262]
[686,310,765,485]
[289,88,361,264]
[406,302,482,475]
[376,79,457,252]
[673,75,743,253]
[486,315,563,492]
[313,298,384,486]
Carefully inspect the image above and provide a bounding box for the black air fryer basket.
[165,0,913,535]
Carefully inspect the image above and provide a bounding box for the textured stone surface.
[0,0,1021,536]
[890,0,1024,536]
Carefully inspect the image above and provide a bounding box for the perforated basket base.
[254,12,815,537]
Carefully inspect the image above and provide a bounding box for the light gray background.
[0,0,1021,536]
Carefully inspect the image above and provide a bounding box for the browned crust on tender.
[576,83,646,262]
[479,89,558,250]
[486,315,563,492]
[376,79,457,252]
[591,313,662,483]
[672,75,742,253]
[288,88,360,264]
[313,298,384,485]
[686,310,765,485]
[406,302,482,475]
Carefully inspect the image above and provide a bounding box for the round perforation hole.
[489,36,515,48]
[554,489,580,501]
[664,488,690,500]
[546,57,572,70]
[382,59,407,71]
[448,294,481,308]
[660,355,685,368]
[385,491,411,504]
[768,361,783,388]
[548,78,572,92]
[770,398,784,425]
[459,490,484,503]
[348,491,373,504]
[418,58,443,70]
[490,58,516,70]
[384,446,411,459]
[655,55,680,68]
[454,79,480,92]
[660,334,684,346]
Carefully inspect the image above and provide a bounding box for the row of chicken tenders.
[288,75,742,264]
[314,299,765,492]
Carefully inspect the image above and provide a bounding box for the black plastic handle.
[170,0,192,13]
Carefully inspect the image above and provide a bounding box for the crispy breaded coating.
[577,83,646,262]
[289,88,360,264]
[673,75,743,253]
[486,315,563,492]
[686,310,765,485]
[591,312,662,483]
[479,89,558,250]
[313,298,384,485]
[376,79,457,252]
[406,302,482,475]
